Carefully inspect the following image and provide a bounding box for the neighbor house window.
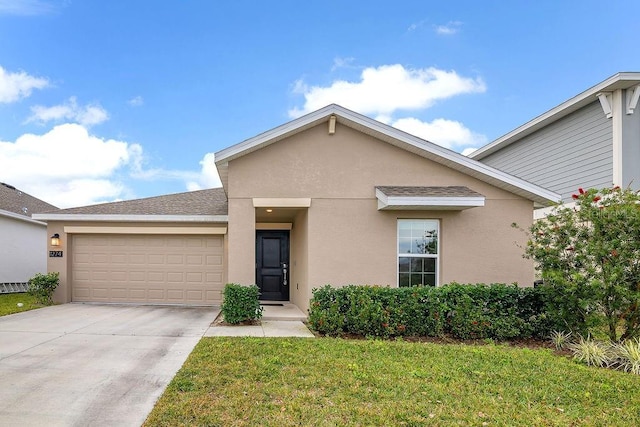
[398,219,438,287]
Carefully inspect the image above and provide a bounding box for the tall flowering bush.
[520,186,640,341]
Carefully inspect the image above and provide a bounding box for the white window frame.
[397,219,440,287]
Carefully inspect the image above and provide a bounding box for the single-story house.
[0,182,58,290]
[469,72,640,217]
[33,104,560,312]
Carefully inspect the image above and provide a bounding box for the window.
[398,219,438,287]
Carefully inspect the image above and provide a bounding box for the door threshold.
[260,301,289,306]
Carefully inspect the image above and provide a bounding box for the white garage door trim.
[72,234,224,305]
[65,226,227,234]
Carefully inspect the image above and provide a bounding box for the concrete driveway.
[0,303,217,426]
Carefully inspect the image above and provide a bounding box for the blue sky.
[1,0,639,208]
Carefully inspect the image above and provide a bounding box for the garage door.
[71,234,224,305]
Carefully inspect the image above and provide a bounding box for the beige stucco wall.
[45,221,227,304]
[226,121,534,313]
[227,199,255,285]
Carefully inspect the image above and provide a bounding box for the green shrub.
[221,284,263,324]
[307,283,548,340]
[27,272,60,305]
[308,286,346,335]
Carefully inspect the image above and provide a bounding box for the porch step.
[260,302,307,321]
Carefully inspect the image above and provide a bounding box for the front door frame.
[255,230,290,301]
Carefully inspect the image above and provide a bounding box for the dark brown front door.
[256,231,290,301]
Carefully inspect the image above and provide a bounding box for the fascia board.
[376,188,485,210]
[63,226,227,235]
[0,209,47,226]
[385,196,485,207]
[470,72,640,160]
[31,214,229,223]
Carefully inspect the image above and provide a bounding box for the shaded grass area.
[145,338,640,426]
[0,293,42,317]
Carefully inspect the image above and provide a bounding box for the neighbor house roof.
[32,188,228,222]
[215,104,561,206]
[0,182,58,225]
[469,72,640,160]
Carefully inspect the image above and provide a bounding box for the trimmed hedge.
[221,283,263,324]
[308,283,549,340]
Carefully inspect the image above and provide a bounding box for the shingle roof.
[375,186,485,198]
[50,187,228,216]
[0,182,58,217]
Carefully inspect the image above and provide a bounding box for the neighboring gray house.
[0,183,58,289]
[470,72,640,214]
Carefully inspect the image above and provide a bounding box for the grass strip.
[146,337,640,426]
[0,293,42,317]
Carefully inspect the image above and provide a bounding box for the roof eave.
[31,214,229,223]
[377,196,486,211]
[0,209,48,226]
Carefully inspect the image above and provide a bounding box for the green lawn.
[145,338,640,426]
[0,293,42,316]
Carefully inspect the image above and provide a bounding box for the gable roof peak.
[214,104,560,206]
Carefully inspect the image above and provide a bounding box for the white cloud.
[331,56,355,71]
[186,153,222,191]
[128,96,144,107]
[129,152,221,192]
[391,117,487,151]
[289,64,485,118]
[461,147,477,156]
[0,123,142,207]
[0,0,56,16]
[0,65,49,103]
[407,19,427,32]
[434,21,462,35]
[27,97,109,126]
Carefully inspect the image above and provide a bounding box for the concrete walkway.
[205,319,315,337]
[204,303,315,338]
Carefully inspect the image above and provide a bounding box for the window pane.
[399,227,411,238]
[399,221,412,231]
[424,273,436,287]
[399,273,410,287]
[410,273,424,287]
[398,238,412,254]
[410,257,423,273]
[399,257,410,273]
[424,258,436,273]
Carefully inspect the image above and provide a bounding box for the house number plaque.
[49,251,63,258]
